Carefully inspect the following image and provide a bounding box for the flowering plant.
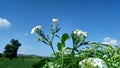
[31,19,120,68]
[79,58,108,68]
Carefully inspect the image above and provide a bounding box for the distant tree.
[4,39,21,60]
[4,44,13,59]
[0,53,2,57]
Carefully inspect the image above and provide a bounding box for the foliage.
[4,39,21,60]
[32,57,51,68]
[31,19,120,68]
[0,53,2,57]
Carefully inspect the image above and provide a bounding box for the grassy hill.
[0,57,41,68]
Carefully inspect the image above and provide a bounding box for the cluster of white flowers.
[52,18,58,23]
[79,58,108,68]
[73,29,87,37]
[31,25,42,34]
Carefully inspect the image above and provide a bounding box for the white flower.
[77,30,82,35]
[79,58,108,68]
[52,18,58,23]
[73,30,77,34]
[73,29,87,37]
[31,25,42,34]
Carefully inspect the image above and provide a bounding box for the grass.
[0,57,41,68]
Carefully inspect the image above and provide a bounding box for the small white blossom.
[52,18,58,23]
[77,30,82,35]
[73,30,77,34]
[31,25,42,34]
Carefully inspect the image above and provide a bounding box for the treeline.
[0,39,21,60]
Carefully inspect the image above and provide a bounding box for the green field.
[0,58,40,68]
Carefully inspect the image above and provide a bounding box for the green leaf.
[55,35,61,40]
[38,37,43,42]
[46,35,50,42]
[101,44,112,48]
[57,42,65,51]
[113,51,119,59]
[89,42,98,45]
[42,40,49,45]
[61,33,70,43]
[57,42,62,51]
[65,47,72,50]
[32,58,50,68]
[106,46,111,52]
[55,27,60,33]
[49,41,52,46]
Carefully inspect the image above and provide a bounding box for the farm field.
[0,57,40,68]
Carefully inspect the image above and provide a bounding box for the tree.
[0,53,2,57]
[4,39,21,60]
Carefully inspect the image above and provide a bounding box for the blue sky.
[0,0,120,56]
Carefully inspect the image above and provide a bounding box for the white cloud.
[0,18,11,29]
[101,37,119,46]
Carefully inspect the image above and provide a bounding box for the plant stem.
[61,47,64,68]
[50,44,56,57]
[50,34,57,57]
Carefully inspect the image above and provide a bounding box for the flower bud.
[52,18,58,23]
